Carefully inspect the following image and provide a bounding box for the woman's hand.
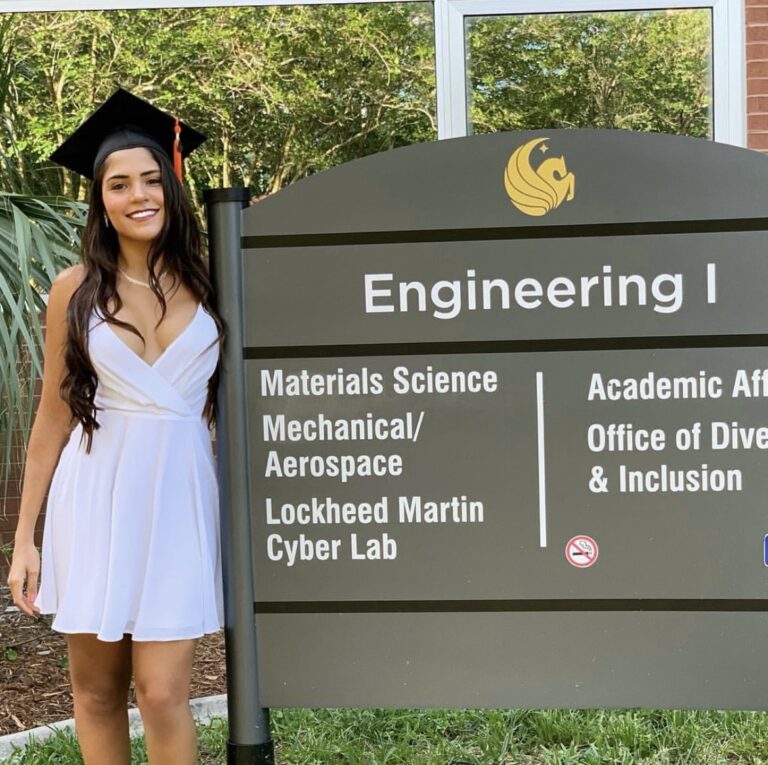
[7,541,42,618]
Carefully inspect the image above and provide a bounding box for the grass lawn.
[4,708,768,764]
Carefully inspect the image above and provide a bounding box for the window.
[465,9,713,138]
[435,0,745,144]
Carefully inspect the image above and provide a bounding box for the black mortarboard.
[49,87,207,182]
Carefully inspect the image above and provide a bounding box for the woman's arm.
[8,264,83,614]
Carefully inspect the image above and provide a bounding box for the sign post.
[211,129,768,744]
[204,188,274,765]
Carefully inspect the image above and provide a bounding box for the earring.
[104,215,110,228]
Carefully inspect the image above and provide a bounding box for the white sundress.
[36,302,225,642]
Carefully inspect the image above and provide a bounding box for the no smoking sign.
[565,535,599,568]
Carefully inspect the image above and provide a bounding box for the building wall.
[748,0,768,149]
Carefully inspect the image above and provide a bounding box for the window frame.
[1,0,746,145]
[435,0,745,144]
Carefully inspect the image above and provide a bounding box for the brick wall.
[748,0,768,150]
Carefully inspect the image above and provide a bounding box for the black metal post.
[204,187,274,765]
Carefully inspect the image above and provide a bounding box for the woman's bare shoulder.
[47,264,86,322]
[53,263,86,289]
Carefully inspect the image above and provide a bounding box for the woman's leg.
[66,633,133,765]
[132,637,199,765]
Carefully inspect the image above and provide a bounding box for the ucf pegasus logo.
[503,137,575,217]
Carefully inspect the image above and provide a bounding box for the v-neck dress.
[36,303,225,642]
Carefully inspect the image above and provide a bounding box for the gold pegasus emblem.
[504,137,575,217]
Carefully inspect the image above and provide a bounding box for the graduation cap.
[49,87,206,183]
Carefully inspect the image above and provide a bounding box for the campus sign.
[211,129,768,712]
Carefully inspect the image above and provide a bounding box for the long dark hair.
[60,146,224,454]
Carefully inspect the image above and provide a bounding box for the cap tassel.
[173,116,183,182]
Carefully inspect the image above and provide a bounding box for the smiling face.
[101,146,165,245]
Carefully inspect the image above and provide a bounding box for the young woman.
[6,88,225,765]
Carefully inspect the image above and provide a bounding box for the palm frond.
[0,192,86,517]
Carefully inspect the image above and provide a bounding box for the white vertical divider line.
[536,371,547,548]
[707,262,717,303]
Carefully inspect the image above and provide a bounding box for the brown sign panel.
[241,130,768,708]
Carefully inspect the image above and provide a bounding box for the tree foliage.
[6,4,437,211]
[466,10,712,137]
[0,192,85,512]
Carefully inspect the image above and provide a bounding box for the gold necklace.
[118,268,168,289]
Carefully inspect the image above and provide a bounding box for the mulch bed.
[0,584,227,737]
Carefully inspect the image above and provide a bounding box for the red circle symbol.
[565,535,599,568]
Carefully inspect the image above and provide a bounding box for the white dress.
[36,302,225,642]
